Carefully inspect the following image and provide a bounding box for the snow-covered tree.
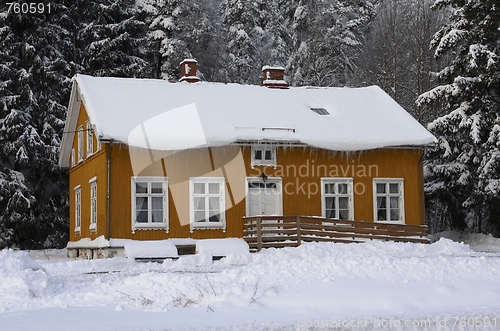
[72,0,151,77]
[220,0,266,84]
[417,0,500,234]
[0,1,72,248]
[287,0,376,87]
[259,0,292,70]
[353,0,447,123]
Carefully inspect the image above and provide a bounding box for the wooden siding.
[67,104,425,241]
[68,104,108,241]
[104,144,424,241]
[256,147,425,227]
[108,146,246,240]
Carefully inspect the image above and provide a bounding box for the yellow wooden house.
[59,60,435,256]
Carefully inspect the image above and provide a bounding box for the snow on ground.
[1,235,500,331]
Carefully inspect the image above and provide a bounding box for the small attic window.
[311,108,329,115]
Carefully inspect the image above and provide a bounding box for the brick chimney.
[260,66,288,89]
[179,59,200,83]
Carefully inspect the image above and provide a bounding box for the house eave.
[58,80,81,168]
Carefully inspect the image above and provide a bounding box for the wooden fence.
[243,216,429,252]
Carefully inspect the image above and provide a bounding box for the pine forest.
[0,0,498,248]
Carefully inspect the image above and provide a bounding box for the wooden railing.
[243,216,429,252]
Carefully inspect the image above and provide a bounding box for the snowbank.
[2,238,500,330]
[195,238,249,256]
[0,250,48,313]
[111,239,179,259]
[431,231,500,253]
[66,235,110,248]
[196,238,250,265]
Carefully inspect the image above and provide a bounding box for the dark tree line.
[0,0,497,248]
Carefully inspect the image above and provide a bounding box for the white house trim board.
[59,82,81,168]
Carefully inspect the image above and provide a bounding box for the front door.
[246,178,282,217]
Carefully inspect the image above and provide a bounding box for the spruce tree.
[287,0,376,87]
[71,0,151,78]
[417,0,500,234]
[0,1,73,248]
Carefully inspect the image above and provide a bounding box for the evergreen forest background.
[0,0,499,248]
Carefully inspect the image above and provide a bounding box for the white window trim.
[86,120,93,158]
[251,145,277,168]
[96,130,101,152]
[320,178,354,220]
[77,126,84,163]
[189,177,226,233]
[131,177,169,233]
[74,185,81,234]
[373,178,405,224]
[89,177,97,231]
[71,148,76,167]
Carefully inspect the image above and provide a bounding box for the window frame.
[373,178,405,224]
[320,178,354,220]
[86,120,93,158]
[71,148,76,167]
[131,176,169,233]
[96,132,101,152]
[77,126,84,163]
[251,145,277,168]
[89,177,97,231]
[74,185,81,234]
[189,177,226,233]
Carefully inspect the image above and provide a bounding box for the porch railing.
[243,216,429,252]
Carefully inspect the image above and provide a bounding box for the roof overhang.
[58,80,81,168]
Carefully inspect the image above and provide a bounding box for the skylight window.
[311,108,329,115]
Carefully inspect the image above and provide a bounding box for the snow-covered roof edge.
[59,80,80,168]
[59,76,437,168]
[262,65,285,71]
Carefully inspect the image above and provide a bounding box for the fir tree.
[287,0,376,87]
[0,1,73,248]
[71,0,151,78]
[353,0,448,124]
[220,0,267,84]
[417,0,500,234]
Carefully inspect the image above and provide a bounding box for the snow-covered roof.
[59,74,436,167]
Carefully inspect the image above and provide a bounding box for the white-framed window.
[321,178,354,220]
[86,120,93,158]
[189,178,226,232]
[74,185,81,233]
[131,177,168,233]
[251,145,277,168]
[71,148,76,167]
[96,134,101,152]
[89,177,97,231]
[77,126,84,163]
[373,178,405,223]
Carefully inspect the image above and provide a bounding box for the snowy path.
[1,238,500,330]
